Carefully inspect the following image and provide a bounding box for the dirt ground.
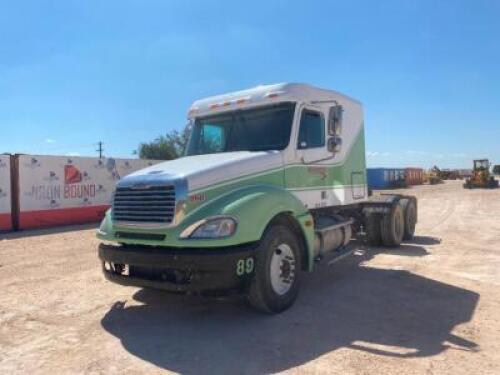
[1,180,499,374]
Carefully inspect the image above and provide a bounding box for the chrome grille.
[112,185,176,224]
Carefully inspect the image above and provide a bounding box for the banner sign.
[17,155,161,229]
[0,155,11,230]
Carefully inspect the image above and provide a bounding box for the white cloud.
[367,150,391,158]
[66,152,81,156]
[45,138,56,143]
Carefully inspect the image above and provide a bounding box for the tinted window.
[196,124,226,154]
[298,110,325,149]
[186,103,296,155]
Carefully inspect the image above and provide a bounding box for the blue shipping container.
[367,168,406,189]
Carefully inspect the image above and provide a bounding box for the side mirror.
[328,136,342,153]
[328,105,343,136]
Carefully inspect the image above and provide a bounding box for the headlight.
[180,216,237,239]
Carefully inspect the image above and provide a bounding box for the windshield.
[475,160,489,169]
[186,102,296,155]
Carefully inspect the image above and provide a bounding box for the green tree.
[137,127,190,160]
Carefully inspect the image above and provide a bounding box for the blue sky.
[1,0,499,168]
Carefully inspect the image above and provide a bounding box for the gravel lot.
[1,180,499,374]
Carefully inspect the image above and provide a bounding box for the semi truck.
[97,83,417,313]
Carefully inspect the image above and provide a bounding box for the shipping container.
[367,168,407,189]
[14,154,163,230]
[457,169,473,178]
[392,168,407,188]
[367,168,389,189]
[0,154,12,231]
[405,167,424,185]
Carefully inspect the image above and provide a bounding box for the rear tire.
[401,199,417,240]
[248,224,302,314]
[381,203,405,247]
[365,214,382,246]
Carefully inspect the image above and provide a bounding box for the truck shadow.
[367,236,441,257]
[101,245,479,374]
[411,235,441,246]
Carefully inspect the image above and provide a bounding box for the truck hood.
[124,151,284,192]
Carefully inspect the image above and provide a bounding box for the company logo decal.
[307,166,328,180]
[65,164,82,184]
[64,164,95,199]
[189,193,207,203]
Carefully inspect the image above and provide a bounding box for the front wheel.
[248,224,302,314]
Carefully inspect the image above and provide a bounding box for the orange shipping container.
[405,167,423,185]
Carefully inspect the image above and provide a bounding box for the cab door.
[284,105,332,208]
[295,105,329,164]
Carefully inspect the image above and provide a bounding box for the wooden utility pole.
[97,142,104,158]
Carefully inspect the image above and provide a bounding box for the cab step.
[314,244,356,265]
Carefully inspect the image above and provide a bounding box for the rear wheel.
[248,224,302,314]
[401,199,417,240]
[381,203,405,247]
[488,178,499,189]
[365,214,382,246]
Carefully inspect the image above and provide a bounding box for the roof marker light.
[265,92,280,98]
[234,96,251,105]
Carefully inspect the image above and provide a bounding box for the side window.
[200,124,225,153]
[298,110,325,149]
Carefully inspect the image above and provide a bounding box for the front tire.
[248,224,302,314]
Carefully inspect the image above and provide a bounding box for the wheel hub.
[270,243,296,295]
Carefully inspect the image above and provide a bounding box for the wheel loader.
[463,159,499,189]
[424,166,443,185]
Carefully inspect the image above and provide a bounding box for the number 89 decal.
[236,257,254,276]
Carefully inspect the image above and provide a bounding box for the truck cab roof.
[188,83,362,118]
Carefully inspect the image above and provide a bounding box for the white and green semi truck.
[97,83,417,313]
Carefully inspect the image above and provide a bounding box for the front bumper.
[98,242,258,295]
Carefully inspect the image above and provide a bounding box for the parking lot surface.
[1,180,499,374]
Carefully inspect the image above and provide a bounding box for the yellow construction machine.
[424,166,443,185]
[463,159,499,189]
